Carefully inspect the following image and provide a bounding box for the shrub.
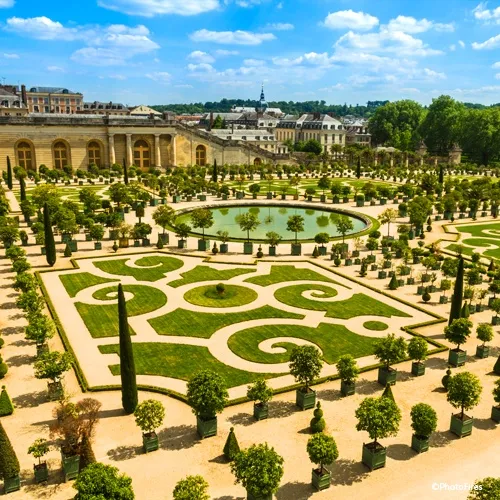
[374,333,407,370]
[476,323,494,346]
[407,337,429,363]
[0,421,20,480]
[467,477,500,500]
[247,379,273,406]
[355,397,401,444]
[0,354,8,379]
[187,370,228,419]
[410,403,437,438]
[310,402,326,434]
[79,434,96,471]
[289,345,323,392]
[223,427,240,461]
[34,351,72,382]
[447,371,482,418]
[382,384,395,402]
[493,379,500,405]
[444,318,472,350]
[335,354,359,384]
[442,367,452,391]
[73,463,134,500]
[307,432,338,474]
[173,475,210,500]
[0,386,14,416]
[134,399,165,435]
[28,438,49,465]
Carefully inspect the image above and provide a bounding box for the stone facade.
[0,115,294,172]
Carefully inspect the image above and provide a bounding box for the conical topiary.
[310,402,326,434]
[0,421,20,480]
[156,236,164,249]
[223,427,240,461]
[382,383,395,402]
[494,355,500,376]
[442,367,452,391]
[461,302,470,318]
[312,246,319,258]
[488,260,495,272]
[0,386,14,416]
[0,354,8,379]
[64,243,72,257]
[388,274,398,290]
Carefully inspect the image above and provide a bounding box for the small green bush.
[223,427,240,461]
[0,386,14,416]
[310,402,326,434]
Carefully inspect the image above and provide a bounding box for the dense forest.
[150,100,389,117]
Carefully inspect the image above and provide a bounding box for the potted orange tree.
[247,379,273,421]
[307,433,338,491]
[476,323,494,359]
[34,350,72,401]
[445,318,472,367]
[374,333,407,386]
[289,345,323,410]
[336,354,359,396]
[134,399,165,453]
[408,336,429,377]
[410,403,437,453]
[28,438,50,483]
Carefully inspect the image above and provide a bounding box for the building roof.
[83,101,128,110]
[0,88,17,97]
[28,86,81,94]
[129,105,162,116]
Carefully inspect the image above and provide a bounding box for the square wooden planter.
[3,475,20,494]
[340,380,355,396]
[491,406,500,423]
[318,246,327,256]
[220,243,229,254]
[159,233,170,244]
[197,239,210,251]
[142,431,159,453]
[311,468,331,491]
[296,388,316,410]
[291,243,302,256]
[377,367,397,386]
[448,349,467,368]
[61,452,80,482]
[197,415,217,439]
[411,361,426,377]
[362,442,386,471]
[244,242,254,255]
[450,413,473,438]
[476,345,490,359]
[253,403,269,421]
[94,242,102,250]
[411,434,429,453]
[34,462,49,483]
[177,239,187,249]
[439,295,449,304]
[268,246,277,256]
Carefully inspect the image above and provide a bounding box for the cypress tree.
[356,157,361,179]
[118,284,137,414]
[0,386,14,416]
[43,203,56,267]
[438,164,444,185]
[6,156,13,190]
[223,427,240,461]
[0,421,20,481]
[123,157,129,185]
[20,177,26,202]
[448,257,464,325]
[212,159,218,183]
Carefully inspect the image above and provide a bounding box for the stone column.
[108,134,115,166]
[171,135,177,166]
[126,134,132,167]
[155,134,161,167]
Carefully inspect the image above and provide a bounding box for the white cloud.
[271,52,337,67]
[0,0,14,7]
[323,10,379,31]
[97,0,220,17]
[386,15,454,34]
[234,0,266,6]
[472,34,500,49]
[495,73,500,79]
[276,2,283,8]
[187,50,215,63]
[266,22,294,31]
[423,68,446,80]
[215,49,239,56]
[190,29,276,45]
[6,16,78,40]
[458,40,465,48]
[493,61,500,68]
[146,71,171,82]
[243,58,265,66]
[174,84,193,88]
[450,44,456,51]
[108,74,127,80]
[473,2,500,24]
[71,48,127,66]
[47,65,64,72]
[3,53,19,58]
[187,62,216,72]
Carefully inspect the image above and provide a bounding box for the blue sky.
[1,0,500,106]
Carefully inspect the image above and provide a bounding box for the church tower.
[256,84,268,115]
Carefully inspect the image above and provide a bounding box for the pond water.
[176,205,367,241]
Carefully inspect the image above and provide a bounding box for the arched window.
[17,142,34,171]
[53,141,69,169]
[195,145,207,166]
[254,158,262,166]
[87,141,102,167]
[134,140,150,169]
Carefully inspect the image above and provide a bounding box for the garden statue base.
[253,403,269,421]
[411,361,426,377]
[411,434,429,453]
[34,462,49,483]
[296,388,316,410]
[362,442,386,471]
[311,468,331,491]
[142,431,159,453]
[450,414,473,438]
[197,415,217,439]
[377,367,397,386]
[448,349,467,367]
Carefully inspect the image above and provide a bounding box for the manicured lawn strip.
[184,284,258,308]
[168,265,256,288]
[274,285,410,319]
[245,265,342,287]
[99,343,281,388]
[457,222,500,238]
[363,321,389,331]
[93,255,183,281]
[228,323,378,364]
[447,244,475,258]
[462,237,500,248]
[149,305,304,338]
[75,285,167,338]
[59,272,118,298]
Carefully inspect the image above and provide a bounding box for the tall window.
[87,141,101,167]
[196,145,207,166]
[17,142,34,170]
[53,141,69,169]
[254,157,262,166]
[134,140,150,169]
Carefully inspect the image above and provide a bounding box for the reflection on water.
[178,205,367,240]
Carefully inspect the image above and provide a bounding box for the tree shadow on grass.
[276,481,314,500]
[473,417,497,431]
[268,400,298,419]
[386,443,414,461]
[157,424,198,450]
[355,378,382,396]
[7,353,34,367]
[429,430,454,448]
[107,444,142,461]
[12,390,47,408]
[332,458,369,485]
[227,412,254,427]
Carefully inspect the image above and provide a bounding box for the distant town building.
[81,101,129,115]
[0,86,28,116]
[342,117,371,147]
[26,86,83,114]
[129,105,162,117]
[209,129,279,153]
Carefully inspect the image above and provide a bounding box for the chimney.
[21,85,27,106]
[313,112,320,120]
[209,112,214,131]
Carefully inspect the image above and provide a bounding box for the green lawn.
[99,342,281,388]
[93,255,184,281]
[447,244,475,258]
[245,265,343,287]
[363,321,389,331]
[59,272,118,298]
[274,284,410,319]
[168,265,256,288]
[456,222,500,238]
[184,284,258,308]
[149,305,303,339]
[227,322,378,364]
[75,285,167,338]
